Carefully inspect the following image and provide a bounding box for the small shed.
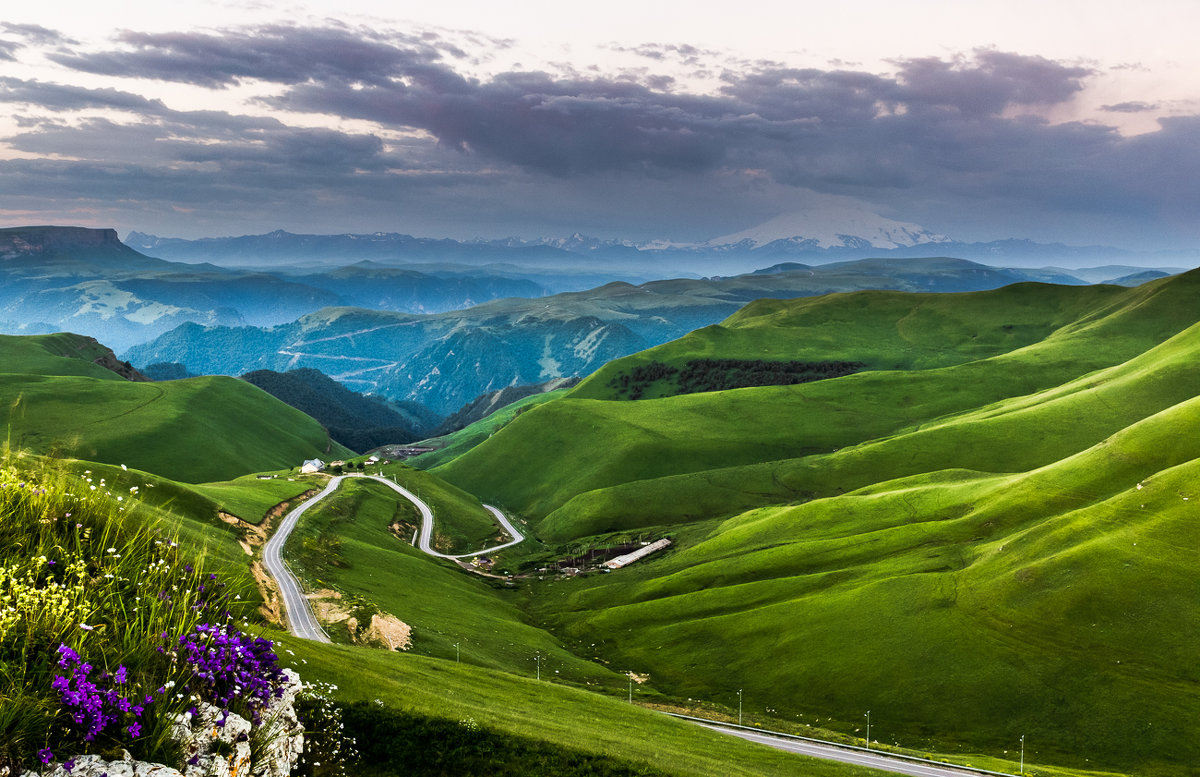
[300,459,325,474]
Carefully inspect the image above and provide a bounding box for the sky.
[1,0,1199,249]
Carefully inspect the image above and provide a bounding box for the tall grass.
[0,447,268,771]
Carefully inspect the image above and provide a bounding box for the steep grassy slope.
[435,273,1200,525]
[1,333,350,482]
[412,389,570,469]
[536,397,1200,773]
[537,313,1200,538]
[422,271,1200,774]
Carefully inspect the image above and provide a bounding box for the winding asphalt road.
[264,473,522,642]
[686,719,996,777]
[261,476,344,643]
[365,475,524,558]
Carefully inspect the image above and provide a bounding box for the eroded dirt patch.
[218,488,321,626]
[310,590,412,651]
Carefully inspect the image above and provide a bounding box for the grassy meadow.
[1,333,350,482]
[280,476,629,685]
[421,271,1200,775]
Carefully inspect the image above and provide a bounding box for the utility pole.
[535,653,541,681]
[865,710,870,749]
[1020,734,1025,775]
[738,689,743,726]
[628,674,632,703]
[454,642,460,663]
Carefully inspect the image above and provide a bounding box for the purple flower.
[64,759,76,773]
[56,644,80,668]
[51,644,146,742]
[127,721,142,738]
[167,624,287,724]
[37,748,54,764]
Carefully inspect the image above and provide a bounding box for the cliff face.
[0,226,125,256]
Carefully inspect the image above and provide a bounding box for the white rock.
[37,668,307,777]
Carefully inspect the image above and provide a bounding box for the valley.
[4,263,1197,776]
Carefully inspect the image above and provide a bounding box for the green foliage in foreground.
[279,637,889,777]
[339,701,671,777]
[0,333,350,483]
[0,450,260,771]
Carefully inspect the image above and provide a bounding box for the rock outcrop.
[36,669,304,777]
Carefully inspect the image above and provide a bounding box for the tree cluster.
[609,358,865,398]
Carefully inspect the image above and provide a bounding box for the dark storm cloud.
[10,22,1200,245]
[0,77,167,113]
[893,51,1091,115]
[275,70,738,176]
[49,24,459,89]
[4,110,397,180]
[49,25,1100,179]
[266,43,1098,187]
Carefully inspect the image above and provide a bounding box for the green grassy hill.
[434,273,1200,524]
[422,270,1200,774]
[1,332,350,482]
[540,399,1200,772]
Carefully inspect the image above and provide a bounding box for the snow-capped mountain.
[706,206,951,250]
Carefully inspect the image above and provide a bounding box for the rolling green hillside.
[1,332,350,482]
[424,270,1200,774]
[538,399,1200,772]
[435,273,1200,523]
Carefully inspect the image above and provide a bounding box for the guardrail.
[663,712,1021,777]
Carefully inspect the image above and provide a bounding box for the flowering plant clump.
[52,644,152,741]
[0,556,91,645]
[171,623,288,724]
[0,452,263,771]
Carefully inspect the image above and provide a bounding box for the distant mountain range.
[123,256,1142,415]
[3,223,1190,417]
[125,208,1199,274]
[0,226,545,350]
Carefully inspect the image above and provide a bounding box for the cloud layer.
[0,21,1195,248]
